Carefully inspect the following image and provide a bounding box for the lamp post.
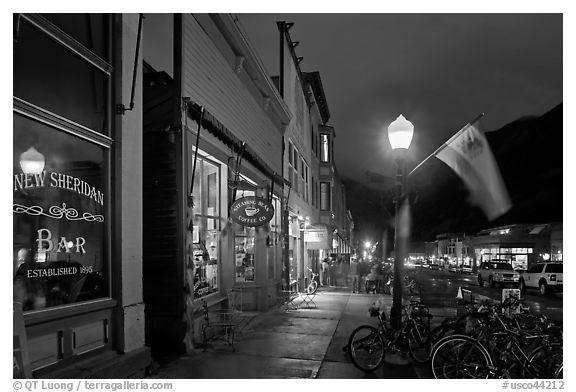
[387,114,414,329]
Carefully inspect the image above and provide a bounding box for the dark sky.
[236,13,563,182]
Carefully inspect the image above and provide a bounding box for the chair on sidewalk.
[281,280,317,310]
[200,298,237,352]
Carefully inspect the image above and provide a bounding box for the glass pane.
[192,218,219,298]
[188,156,220,299]
[14,19,108,133]
[547,264,562,273]
[40,14,109,61]
[321,134,329,162]
[235,225,255,282]
[13,114,107,311]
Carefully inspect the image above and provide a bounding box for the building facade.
[431,222,563,271]
[466,223,562,270]
[276,22,354,290]
[142,14,291,354]
[13,13,150,377]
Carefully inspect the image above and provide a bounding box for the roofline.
[216,14,292,128]
[303,71,330,124]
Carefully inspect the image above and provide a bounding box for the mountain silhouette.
[344,103,563,243]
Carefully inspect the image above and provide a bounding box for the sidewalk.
[147,287,438,379]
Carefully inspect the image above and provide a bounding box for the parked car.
[428,263,441,270]
[477,261,520,288]
[519,262,563,296]
[459,265,473,274]
[448,265,458,273]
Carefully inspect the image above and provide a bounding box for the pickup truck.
[519,262,563,295]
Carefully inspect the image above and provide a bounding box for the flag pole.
[407,113,485,177]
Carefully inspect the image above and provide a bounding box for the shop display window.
[234,190,256,282]
[267,196,281,280]
[189,157,221,298]
[13,114,108,311]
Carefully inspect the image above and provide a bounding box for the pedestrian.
[358,261,369,293]
[341,258,350,288]
[321,258,329,286]
[349,258,360,293]
[329,258,336,286]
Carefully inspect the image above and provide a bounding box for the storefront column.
[114,13,145,353]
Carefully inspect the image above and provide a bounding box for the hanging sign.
[230,196,274,227]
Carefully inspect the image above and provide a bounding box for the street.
[411,268,563,322]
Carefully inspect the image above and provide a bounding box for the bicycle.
[306,267,319,294]
[430,304,563,379]
[347,300,431,372]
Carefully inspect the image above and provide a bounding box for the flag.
[435,122,512,220]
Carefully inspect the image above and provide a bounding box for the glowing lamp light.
[20,147,45,174]
[387,114,414,150]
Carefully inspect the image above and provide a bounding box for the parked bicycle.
[347,300,432,372]
[429,301,563,379]
[306,267,319,294]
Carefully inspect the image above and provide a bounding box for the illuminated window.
[13,114,108,311]
[234,189,256,283]
[13,14,112,312]
[189,156,221,298]
[320,134,330,163]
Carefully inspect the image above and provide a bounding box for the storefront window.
[267,197,281,280]
[14,16,109,133]
[234,190,256,282]
[13,114,108,311]
[189,157,220,298]
[40,14,109,61]
[235,226,255,282]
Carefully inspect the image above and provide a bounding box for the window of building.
[14,15,110,134]
[267,196,281,280]
[189,156,221,298]
[311,176,316,208]
[292,146,299,194]
[300,159,308,202]
[305,165,309,203]
[320,182,330,211]
[234,188,256,283]
[320,134,330,163]
[13,14,112,314]
[13,114,109,311]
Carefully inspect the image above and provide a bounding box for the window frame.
[320,181,331,211]
[320,133,330,163]
[14,13,114,318]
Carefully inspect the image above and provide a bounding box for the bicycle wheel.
[307,280,318,294]
[348,325,386,372]
[407,322,431,364]
[526,343,563,379]
[430,334,494,379]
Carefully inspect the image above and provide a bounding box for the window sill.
[23,298,117,327]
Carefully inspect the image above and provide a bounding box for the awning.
[186,101,289,188]
[304,224,331,250]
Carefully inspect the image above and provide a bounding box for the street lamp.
[387,114,414,329]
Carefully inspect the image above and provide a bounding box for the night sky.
[236,13,563,183]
